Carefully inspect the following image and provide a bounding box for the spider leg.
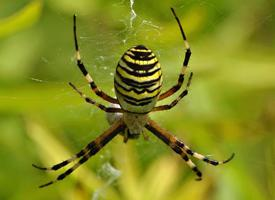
[32,134,99,171]
[145,119,234,179]
[35,119,126,188]
[145,119,201,179]
[69,82,124,113]
[73,15,118,104]
[181,152,202,180]
[152,72,193,112]
[158,8,191,101]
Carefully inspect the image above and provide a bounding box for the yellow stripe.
[130,48,152,52]
[119,59,161,73]
[117,67,162,83]
[123,55,158,66]
[126,50,135,56]
[148,62,161,73]
[127,49,155,58]
[85,74,93,82]
[184,40,190,49]
[115,74,162,92]
[119,60,134,72]
[186,159,196,168]
[148,53,155,58]
[181,66,187,74]
[193,152,205,160]
[115,84,161,100]
[76,51,81,60]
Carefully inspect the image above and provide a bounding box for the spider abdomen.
[114,45,163,113]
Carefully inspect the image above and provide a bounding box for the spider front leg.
[73,15,118,104]
[158,8,192,101]
[33,119,126,188]
[145,119,234,180]
[153,72,193,112]
[69,82,124,113]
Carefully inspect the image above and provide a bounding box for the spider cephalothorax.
[106,104,149,142]
[33,8,234,188]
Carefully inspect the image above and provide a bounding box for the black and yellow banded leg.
[145,119,234,179]
[145,119,202,179]
[32,135,103,171]
[34,119,126,188]
[73,15,118,104]
[69,82,124,113]
[158,8,191,101]
[174,137,235,166]
[181,152,202,180]
[153,72,193,112]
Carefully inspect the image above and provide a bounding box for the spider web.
[28,0,160,92]
[25,0,164,125]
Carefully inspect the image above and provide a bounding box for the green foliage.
[0,0,274,199]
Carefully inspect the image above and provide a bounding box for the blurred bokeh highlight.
[0,0,275,199]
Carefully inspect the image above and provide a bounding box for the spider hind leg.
[145,119,234,180]
[33,119,126,188]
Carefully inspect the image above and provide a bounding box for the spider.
[33,8,234,188]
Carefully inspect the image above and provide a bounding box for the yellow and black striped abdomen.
[114,45,162,113]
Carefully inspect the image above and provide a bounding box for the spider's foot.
[69,82,81,94]
[222,153,235,164]
[32,163,49,171]
[194,168,202,181]
[38,180,55,188]
[195,177,202,181]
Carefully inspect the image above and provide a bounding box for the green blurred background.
[0,0,274,199]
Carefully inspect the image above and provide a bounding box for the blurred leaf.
[47,0,97,15]
[140,156,180,200]
[0,0,42,38]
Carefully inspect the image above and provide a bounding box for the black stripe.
[175,140,184,148]
[118,63,161,77]
[52,161,69,170]
[115,88,160,103]
[115,79,161,94]
[203,157,219,166]
[183,49,191,66]
[57,168,73,180]
[89,81,96,89]
[122,56,158,71]
[130,50,153,58]
[125,52,156,61]
[39,181,54,188]
[178,74,184,83]
[116,70,162,88]
[172,145,182,154]
[192,166,202,177]
[87,141,96,149]
[77,61,88,76]
[75,149,86,158]
[124,98,153,106]
[186,149,194,156]
[182,154,189,161]
[133,45,148,50]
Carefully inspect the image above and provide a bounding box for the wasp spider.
[33,8,234,188]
